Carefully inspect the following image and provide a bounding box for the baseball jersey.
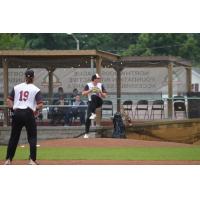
[84,82,107,101]
[8,82,42,111]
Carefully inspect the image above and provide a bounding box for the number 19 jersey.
[8,82,42,111]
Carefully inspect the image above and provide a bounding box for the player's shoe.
[83,133,89,139]
[4,159,11,165]
[89,113,96,120]
[29,159,39,165]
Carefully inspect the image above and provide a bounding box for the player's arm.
[7,88,14,109]
[36,102,43,110]
[35,91,43,110]
[7,98,14,109]
[100,85,107,98]
[82,85,92,96]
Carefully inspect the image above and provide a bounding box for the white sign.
[0,67,187,95]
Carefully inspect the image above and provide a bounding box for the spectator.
[64,95,86,126]
[50,87,67,125]
[54,86,65,101]
[70,88,79,104]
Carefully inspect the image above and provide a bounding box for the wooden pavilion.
[108,56,192,117]
[0,51,192,126]
[0,50,120,126]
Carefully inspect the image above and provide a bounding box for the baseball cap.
[25,69,34,78]
[91,73,101,81]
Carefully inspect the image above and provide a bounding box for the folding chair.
[173,96,187,118]
[150,100,164,119]
[122,100,134,119]
[101,100,113,118]
[134,100,149,119]
[174,101,187,118]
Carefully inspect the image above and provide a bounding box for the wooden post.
[2,58,9,127]
[168,62,173,119]
[95,56,102,75]
[95,56,102,126]
[114,66,123,112]
[186,67,192,93]
[90,56,95,74]
[47,67,55,105]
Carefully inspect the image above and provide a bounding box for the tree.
[0,34,25,49]
[2,33,200,65]
[21,33,75,50]
[122,33,200,64]
[78,33,139,54]
[21,33,139,54]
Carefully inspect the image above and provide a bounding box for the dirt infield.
[1,138,200,165]
[36,138,195,148]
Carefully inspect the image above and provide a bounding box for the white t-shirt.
[9,82,42,111]
[84,82,105,101]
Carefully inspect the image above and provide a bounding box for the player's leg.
[25,109,37,162]
[95,96,103,108]
[85,102,92,133]
[89,95,103,120]
[5,110,24,161]
[90,95,98,113]
[89,95,99,120]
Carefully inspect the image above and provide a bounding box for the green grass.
[1,146,200,160]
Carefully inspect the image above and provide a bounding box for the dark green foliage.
[122,33,200,64]
[78,33,139,54]
[21,33,74,50]
[1,33,200,64]
[0,33,26,49]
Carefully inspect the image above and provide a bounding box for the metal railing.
[1,95,200,126]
